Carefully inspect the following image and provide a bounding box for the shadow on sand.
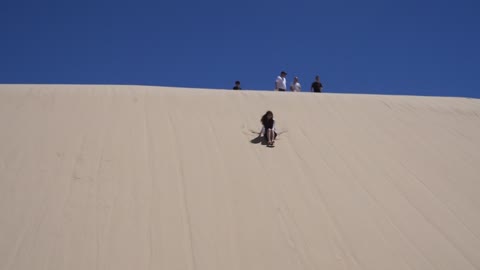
[250,136,268,146]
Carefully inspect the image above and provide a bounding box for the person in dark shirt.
[310,76,323,92]
[233,81,242,90]
[260,111,277,146]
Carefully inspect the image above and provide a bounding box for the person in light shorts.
[290,76,301,92]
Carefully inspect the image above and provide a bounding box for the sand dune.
[1,84,480,270]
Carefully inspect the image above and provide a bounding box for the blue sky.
[1,0,479,98]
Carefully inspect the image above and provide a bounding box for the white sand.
[1,84,480,270]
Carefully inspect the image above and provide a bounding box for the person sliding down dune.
[260,111,277,146]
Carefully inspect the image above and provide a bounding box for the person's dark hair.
[261,111,274,125]
[235,81,240,85]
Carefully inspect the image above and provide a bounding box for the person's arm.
[310,83,314,92]
[290,84,294,91]
[260,126,265,136]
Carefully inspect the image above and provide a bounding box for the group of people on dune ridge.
[233,71,323,93]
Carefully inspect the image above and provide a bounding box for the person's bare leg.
[267,129,273,145]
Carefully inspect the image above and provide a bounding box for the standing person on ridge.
[310,75,323,93]
[260,111,277,146]
[290,76,302,92]
[275,71,287,91]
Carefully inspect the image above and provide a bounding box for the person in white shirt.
[290,76,301,92]
[275,71,287,91]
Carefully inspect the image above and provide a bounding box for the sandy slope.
[0,84,479,270]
